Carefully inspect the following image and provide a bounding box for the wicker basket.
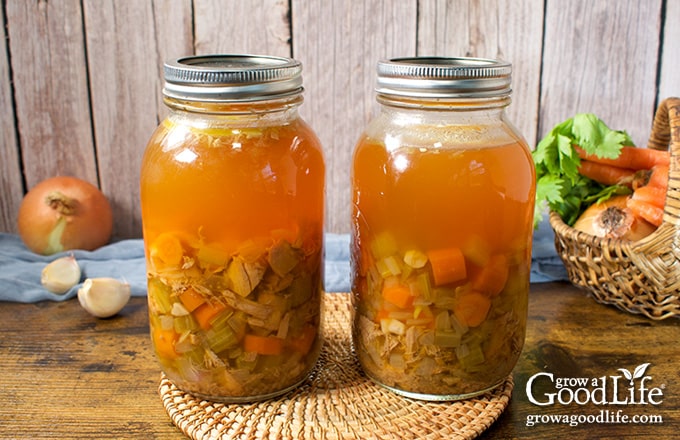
[549,97,680,320]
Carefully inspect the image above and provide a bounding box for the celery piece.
[235,354,258,371]
[449,312,469,335]
[205,326,238,353]
[434,310,452,331]
[196,243,231,269]
[434,330,462,348]
[400,264,414,282]
[457,343,485,370]
[432,287,457,310]
[409,272,432,301]
[382,255,402,276]
[227,311,248,340]
[370,231,398,260]
[173,314,198,334]
[268,240,301,276]
[148,277,173,314]
[209,309,234,332]
[375,259,392,279]
[403,249,428,269]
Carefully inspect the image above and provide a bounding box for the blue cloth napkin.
[0,221,566,303]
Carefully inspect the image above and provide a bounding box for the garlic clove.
[41,255,82,294]
[77,277,131,318]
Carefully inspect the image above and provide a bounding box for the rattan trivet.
[159,292,513,440]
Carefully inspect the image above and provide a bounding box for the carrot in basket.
[575,146,670,170]
[427,247,467,286]
[578,160,637,186]
[647,165,669,189]
[631,185,666,209]
[627,198,664,227]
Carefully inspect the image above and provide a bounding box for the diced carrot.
[287,325,317,355]
[632,185,666,209]
[627,198,664,227]
[150,232,184,267]
[382,283,413,309]
[243,334,284,356]
[152,327,178,359]
[576,145,670,170]
[375,308,391,322]
[578,160,637,186]
[453,291,491,328]
[427,247,467,286]
[193,301,228,330]
[471,254,509,298]
[178,287,206,312]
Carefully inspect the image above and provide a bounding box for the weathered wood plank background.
[1,0,677,239]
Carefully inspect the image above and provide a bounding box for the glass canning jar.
[351,57,535,401]
[140,55,325,402]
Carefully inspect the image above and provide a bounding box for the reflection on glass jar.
[141,55,325,402]
[351,57,535,401]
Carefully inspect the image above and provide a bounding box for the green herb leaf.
[533,113,633,228]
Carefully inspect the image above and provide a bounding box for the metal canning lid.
[163,54,303,101]
[376,57,512,98]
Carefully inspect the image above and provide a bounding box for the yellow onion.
[17,176,113,255]
[573,195,656,241]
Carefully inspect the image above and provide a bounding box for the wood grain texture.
[292,0,417,233]
[1,283,678,438]
[539,0,663,148]
[417,0,544,146]
[5,0,98,189]
[82,0,194,239]
[0,4,23,234]
[0,1,675,236]
[193,0,291,56]
[658,0,680,103]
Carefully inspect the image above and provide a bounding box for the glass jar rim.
[376,57,512,99]
[163,54,303,102]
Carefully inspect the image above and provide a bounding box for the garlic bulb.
[78,277,131,318]
[41,255,82,294]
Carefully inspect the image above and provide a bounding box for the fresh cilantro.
[533,113,633,227]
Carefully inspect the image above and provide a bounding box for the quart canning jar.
[351,57,535,401]
[141,55,325,402]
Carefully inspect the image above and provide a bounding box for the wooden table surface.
[1,282,679,439]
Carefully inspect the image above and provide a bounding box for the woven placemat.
[159,292,513,440]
